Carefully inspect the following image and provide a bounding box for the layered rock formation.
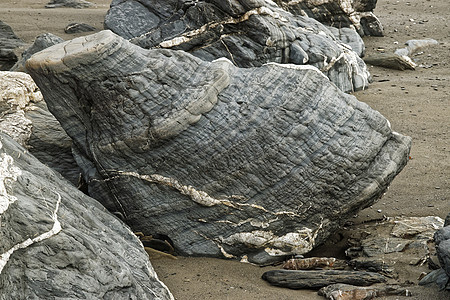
[26,30,411,262]
[274,0,383,36]
[0,133,173,299]
[0,71,80,185]
[104,0,370,92]
[0,21,25,71]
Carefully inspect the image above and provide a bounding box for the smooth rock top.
[104,0,371,92]
[0,133,173,299]
[26,30,411,262]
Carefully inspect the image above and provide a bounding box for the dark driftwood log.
[262,269,386,289]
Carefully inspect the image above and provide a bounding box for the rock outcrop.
[0,71,81,185]
[104,0,370,92]
[10,33,64,72]
[0,133,173,299]
[26,30,411,262]
[274,0,383,36]
[0,21,25,71]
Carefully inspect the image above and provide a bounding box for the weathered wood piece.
[282,257,337,270]
[261,269,386,289]
[104,0,371,92]
[0,133,173,299]
[318,284,412,299]
[26,30,411,262]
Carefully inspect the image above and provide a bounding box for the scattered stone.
[104,0,372,92]
[64,23,96,34]
[0,133,173,299]
[262,269,386,289]
[361,237,411,257]
[26,30,411,261]
[0,20,25,70]
[10,33,64,72]
[318,284,412,299]
[0,71,81,185]
[363,53,416,70]
[45,0,94,8]
[394,39,439,57]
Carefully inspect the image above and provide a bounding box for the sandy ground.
[0,0,448,299]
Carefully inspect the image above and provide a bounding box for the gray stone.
[64,23,96,34]
[104,0,371,92]
[327,26,365,57]
[0,133,173,299]
[0,21,25,70]
[26,30,411,262]
[0,71,81,185]
[45,0,94,8]
[10,33,64,72]
[274,0,383,36]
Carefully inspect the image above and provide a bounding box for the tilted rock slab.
[0,133,173,299]
[0,71,81,185]
[26,30,411,262]
[104,0,370,92]
[274,0,383,37]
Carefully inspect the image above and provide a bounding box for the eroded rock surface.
[274,0,383,36]
[104,0,371,92]
[0,133,173,299]
[0,71,81,185]
[26,30,411,262]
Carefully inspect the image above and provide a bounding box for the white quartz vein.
[0,191,62,274]
[104,171,302,218]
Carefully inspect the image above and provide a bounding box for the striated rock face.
[10,33,64,72]
[0,21,25,71]
[274,0,383,36]
[0,71,81,185]
[0,133,173,299]
[26,30,411,262]
[104,0,370,92]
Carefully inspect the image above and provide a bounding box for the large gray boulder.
[0,71,81,185]
[104,0,370,92]
[0,133,173,299]
[26,30,411,263]
[274,0,383,36]
[0,21,25,71]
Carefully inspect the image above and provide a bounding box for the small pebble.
[377,209,382,213]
